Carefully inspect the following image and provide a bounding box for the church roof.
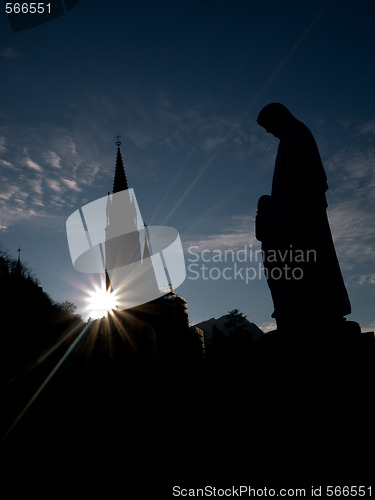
[113,138,128,193]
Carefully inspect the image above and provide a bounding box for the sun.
[84,282,120,319]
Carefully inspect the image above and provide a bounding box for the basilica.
[90,139,205,369]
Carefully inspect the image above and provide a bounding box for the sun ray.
[84,281,120,319]
[3,319,85,386]
[1,322,90,443]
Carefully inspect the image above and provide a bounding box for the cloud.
[201,136,228,152]
[326,148,375,194]
[125,129,156,149]
[0,185,38,230]
[25,157,43,173]
[328,202,375,271]
[0,128,91,228]
[49,193,68,209]
[354,274,375,286]
[62,179,81,192]
[184,214,258,253]
[0,158,13,168]
[117,93,256,159]
[46,179,62,193]
[259,321,276,333]
[324,119,375,205]
[323,132,375,283]
[361,322,375,334]
[355,119,375,138]
[0,184,20,201]
[43,150,61,169]
[80,162,101,187]
[56,135,78,158]
[0,47,22,59]
[28,177,43,197]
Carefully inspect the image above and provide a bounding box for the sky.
[0,0,374,332]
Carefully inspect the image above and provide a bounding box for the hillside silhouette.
[195,309,263,369]
[0,244,374,495]
[196,309,264,343]
[0,245,82,382]
[0,245,83,454]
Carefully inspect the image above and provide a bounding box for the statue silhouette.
[256,103,351,333]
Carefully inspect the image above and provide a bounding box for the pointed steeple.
[16,246,22,275]
[113,135,128,193]
[142,227,151,261]
[105,268,112,292]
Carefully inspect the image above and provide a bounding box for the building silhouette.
[104,140,162,306]
[105,141,142,269]
[97,138,205,368]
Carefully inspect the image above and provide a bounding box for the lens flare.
[85,282,119,319]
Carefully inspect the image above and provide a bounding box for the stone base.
[258,320,374,377]
[263,320,374,344]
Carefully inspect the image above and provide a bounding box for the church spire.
[16,246,22,275]
[105,268,112,292]
[113,135,129,194]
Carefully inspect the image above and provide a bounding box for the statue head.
[257,103,295,139]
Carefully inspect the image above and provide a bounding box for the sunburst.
[84,281,119,319]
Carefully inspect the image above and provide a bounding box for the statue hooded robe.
[256,103,351,331]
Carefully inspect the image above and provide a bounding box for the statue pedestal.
[262,320,373,345]
[258,320,374,379]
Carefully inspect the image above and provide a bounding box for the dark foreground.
[1,321,373,497]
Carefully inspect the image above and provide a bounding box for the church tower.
[105,138,142,273]
[104,137,162,308]
[100,136,205,367]
[113,136,129,193]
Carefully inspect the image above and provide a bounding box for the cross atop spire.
[16,246,22,275]
[113,135,128,193]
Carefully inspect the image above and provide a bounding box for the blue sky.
[0,0,374,331]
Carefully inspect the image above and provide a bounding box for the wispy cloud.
[321,118,375,283]
[0,184,20,202]
[28,177,43,197]
[0,158,13,168]
[117,92,260,159]
[259,321,276,333]
[46,179,62,193]
[80,161,101,187]
[184,214,258,253]
[25,157,43,173]
[0,136,6,153]
[355,119,375,138]
[348,274,375,286]
[0,127,104,229]
[201,136,228,152]
[0,47,22,59]
[328,202,375,270]
[361,321,375,334]
[62,179,81,192]
[324,119,375,202]
[43,150,61,169]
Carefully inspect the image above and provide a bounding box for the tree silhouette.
[225,309,247,338]
[0,243,82,383]
[56,300,78,316]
